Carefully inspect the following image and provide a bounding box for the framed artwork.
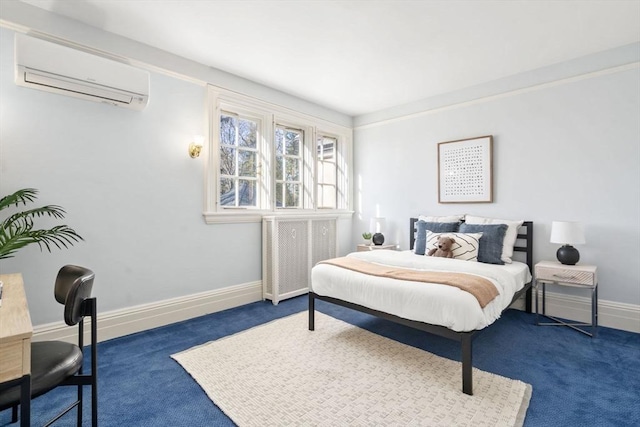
[438,135,493,203]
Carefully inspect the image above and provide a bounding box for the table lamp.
[370,217,386,245]
[550,221,585,265]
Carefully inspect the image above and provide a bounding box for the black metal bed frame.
[309,218,533,395]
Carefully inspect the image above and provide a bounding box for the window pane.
[317,136,335,160]
[275,128,284,155]
[285,183,299,207]
[318,185,336,209]
[220,147,236,176]
[275,156,283,181]
[275,183,283,208]
[285,158,300,181]
[321,162,336,184]
[238,150,256,177]
[220,115,237,146]
[219,178,235,206]
[238,180,256,206]
[317,135,338,209]
[238,118,257,148]
[285,130,300,155]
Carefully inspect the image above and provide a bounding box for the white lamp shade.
[369,217,386,233]
[550,221,585,245]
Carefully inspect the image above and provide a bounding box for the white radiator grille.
[312,219,336,265]
[263,216,337,305]
[277,220,309,295]
[264,221,274,295]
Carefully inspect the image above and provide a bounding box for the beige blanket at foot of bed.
[319,257,499,308]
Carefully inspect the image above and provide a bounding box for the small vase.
[363,239,372,246]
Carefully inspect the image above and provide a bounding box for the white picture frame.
[438,135,493,203]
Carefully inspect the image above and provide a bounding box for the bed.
[309,217,533,395]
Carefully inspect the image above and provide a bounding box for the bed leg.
[462,334,473,395]
[308,292,315,331]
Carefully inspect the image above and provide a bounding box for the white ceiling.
[19,0,640,117]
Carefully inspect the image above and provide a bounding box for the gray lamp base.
[557,245,580,265]
[372,233,385,245]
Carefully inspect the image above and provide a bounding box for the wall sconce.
[188,135,204,158]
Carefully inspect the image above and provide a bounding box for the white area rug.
[172,312,531,426]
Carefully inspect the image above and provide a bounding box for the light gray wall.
[353,65,640,306]
[0,22,351,326]
[0,26,253,324]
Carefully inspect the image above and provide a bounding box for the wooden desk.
[0,273,32,426]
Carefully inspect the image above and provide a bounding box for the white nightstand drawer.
[357,243,397,252]
[535,262,597,286]
[536,267,593,284]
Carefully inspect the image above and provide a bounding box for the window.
[219,113,259,207]
[205,86,352,223]
[274,126,303,208]
[316,135,337,209]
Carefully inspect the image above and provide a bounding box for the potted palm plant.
[0,188,83,259]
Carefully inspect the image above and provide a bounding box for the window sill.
[202,210,354,224]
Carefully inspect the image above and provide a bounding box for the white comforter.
[311,250,532,332]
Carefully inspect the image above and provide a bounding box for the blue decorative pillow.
[414,221,460,255]
[459,223,508,264]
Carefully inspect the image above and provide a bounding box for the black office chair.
[0,265,98,426]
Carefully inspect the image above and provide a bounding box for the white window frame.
[204,85,353,224]
[316,132,340,210]
[219,110,263,209]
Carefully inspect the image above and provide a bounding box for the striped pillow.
[426,231,483,262]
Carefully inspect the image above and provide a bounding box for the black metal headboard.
[409,217,534,273]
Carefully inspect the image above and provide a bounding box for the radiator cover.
[262,216,337,304]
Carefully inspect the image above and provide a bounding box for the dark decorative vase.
[372,233,385,245]
[557,245,580,265]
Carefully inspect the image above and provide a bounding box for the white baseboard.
[535,291,640,333]
[511,291,640,333]
[33,283,639,344]
[33,281,263,344]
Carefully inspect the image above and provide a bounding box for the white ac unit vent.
[15,34,149,110]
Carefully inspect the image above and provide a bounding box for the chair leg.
[11,405,18,423]
[92,383,98,427]
[77,383,83,426]
[91,298,98,427]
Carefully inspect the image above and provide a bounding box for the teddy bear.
[427,235,456,258]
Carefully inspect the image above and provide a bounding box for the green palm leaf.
[0,188,83,259]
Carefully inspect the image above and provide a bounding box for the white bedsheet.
[311,250,532,332]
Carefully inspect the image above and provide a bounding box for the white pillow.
[464,215,524,263]
[426,231,482,262]
[418,214,465,223]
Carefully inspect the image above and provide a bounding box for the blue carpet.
[1,296,638,426]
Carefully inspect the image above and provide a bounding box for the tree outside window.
[275,126,302,208]
[219,113,259,207]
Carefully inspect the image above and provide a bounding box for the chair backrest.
[54,265,95,326]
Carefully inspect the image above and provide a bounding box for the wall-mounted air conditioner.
[15,34,149,110]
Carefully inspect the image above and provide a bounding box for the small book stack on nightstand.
[534,260,598,337]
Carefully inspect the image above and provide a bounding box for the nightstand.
[357,243,398,252]
[534,260,598,337]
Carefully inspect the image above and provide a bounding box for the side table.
[357,243,398,252]
[534,260,598,337]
